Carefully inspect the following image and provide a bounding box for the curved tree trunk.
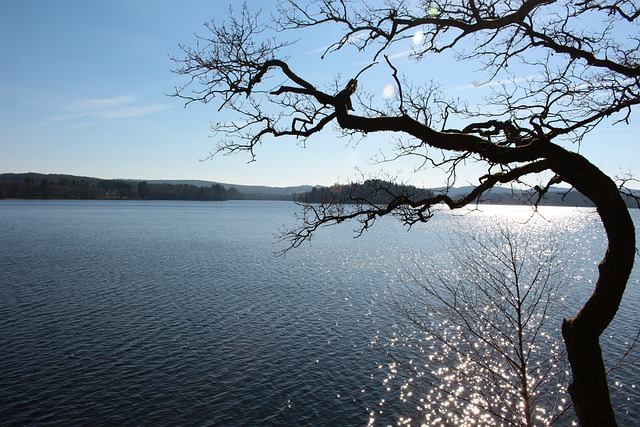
[551,149,636,426]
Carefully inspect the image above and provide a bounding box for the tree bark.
[551,148,636,426]
[562,324,616,426]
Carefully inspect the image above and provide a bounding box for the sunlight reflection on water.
[364,204,638,426]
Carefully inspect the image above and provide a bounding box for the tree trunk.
[562,322,616,426]
[552,149,636,426]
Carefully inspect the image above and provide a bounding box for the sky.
[1,1,638,188]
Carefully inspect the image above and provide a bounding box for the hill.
[147,180,314,200]
[0,173,313,201]
[1,173,638,207]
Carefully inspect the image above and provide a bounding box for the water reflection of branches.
[382,225,572,426]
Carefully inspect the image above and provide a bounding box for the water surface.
[1,200,638,425]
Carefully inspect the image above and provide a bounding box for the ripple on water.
[0,200,638,425]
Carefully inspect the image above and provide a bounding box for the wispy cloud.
[387,49,413,60]
[92,103,169,119]
[71,95,138,111]
[306,45,331,55]
[41,95,170,126]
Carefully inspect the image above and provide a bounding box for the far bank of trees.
[0,174,243,201]
[299,179,434,205]
[133,181,241,201]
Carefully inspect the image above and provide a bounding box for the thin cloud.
[388,49,413,60]
[94,103,169,119]
[72,95,138,111]
[306,45,331,55]
[41,95,170,125]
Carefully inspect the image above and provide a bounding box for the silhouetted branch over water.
[172,1,640,423]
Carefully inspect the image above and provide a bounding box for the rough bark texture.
[554,150,636,426]
[562,327,615,425]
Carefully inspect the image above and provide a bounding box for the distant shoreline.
[1,172,638,207]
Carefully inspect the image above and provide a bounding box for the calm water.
[1,200,638,426]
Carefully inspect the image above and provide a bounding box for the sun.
[413,30,424,44]
[383,84,395,98]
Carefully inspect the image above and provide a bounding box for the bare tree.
[386,225,570,426]
[172,1,638,424]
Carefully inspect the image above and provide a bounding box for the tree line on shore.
[3,173,636,207]
[0,174,243,201]
[298,179,434,205]
[0,174,435,204]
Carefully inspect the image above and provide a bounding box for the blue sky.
[1,1,638,188]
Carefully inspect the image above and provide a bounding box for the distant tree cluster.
[300,179,434,205]
[0,174,243,201]
[136,181,239,201]
[0,175,102,199]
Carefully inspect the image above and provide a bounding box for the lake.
[1,200,638,426]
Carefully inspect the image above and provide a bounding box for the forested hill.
[298,181,639,208]
[299,180,434,204]
[1,173,637,207]
[0,173,242,201]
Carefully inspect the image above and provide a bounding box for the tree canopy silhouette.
[172,1,638,424]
